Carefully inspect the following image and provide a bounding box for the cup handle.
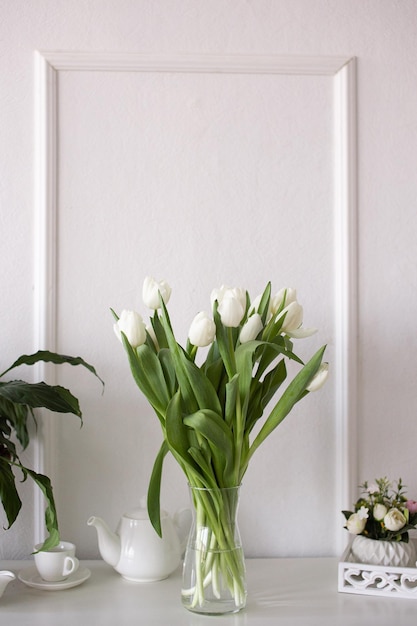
[63,556,79,577]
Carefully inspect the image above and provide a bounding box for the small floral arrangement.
[342,478,417,542]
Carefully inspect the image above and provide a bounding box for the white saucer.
[18,565,91,590]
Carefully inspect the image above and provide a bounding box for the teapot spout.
[87,516,121,567]
[0,571,15,598]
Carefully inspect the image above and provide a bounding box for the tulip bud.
[143,276,172,310]
[114,310,146,348]
[188,311,216,347]
[306,363,329,392]
[240,313,263,343]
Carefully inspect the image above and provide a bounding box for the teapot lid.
[125,496,169,521]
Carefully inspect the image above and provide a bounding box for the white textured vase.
[351,535,416,567]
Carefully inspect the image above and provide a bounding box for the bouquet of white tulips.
[113,277,328,611]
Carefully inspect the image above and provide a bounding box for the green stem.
[232,393,244,484]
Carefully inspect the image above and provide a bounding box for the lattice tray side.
[338,539,417,599]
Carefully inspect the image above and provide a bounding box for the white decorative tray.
[338,538,417,599]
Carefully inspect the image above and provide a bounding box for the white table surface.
[1,558,416,625]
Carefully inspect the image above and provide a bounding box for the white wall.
[1,0,417,560]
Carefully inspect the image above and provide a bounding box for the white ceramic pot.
[351,535,416,567]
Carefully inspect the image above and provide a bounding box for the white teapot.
[88,498,190,582]
[0,571,15,598]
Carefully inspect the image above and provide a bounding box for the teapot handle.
[173,508,192,555]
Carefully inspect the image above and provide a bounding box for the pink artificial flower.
[406,500,417,514]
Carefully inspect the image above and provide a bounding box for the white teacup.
[34,541,79,582]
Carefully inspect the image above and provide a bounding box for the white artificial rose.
[384,508,407,532]
[345,511,368,535]
[239,313,263,343]
[142,276,172,309]
[114,310,146,348]
[373,503,388,522]
[188,311,216,347]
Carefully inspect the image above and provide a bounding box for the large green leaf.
[0,421,18,461]
[0,458,22,528]
[0,396,30,448]
[25,468,60,551]
[0,381,82,417]
[0,350,104,387]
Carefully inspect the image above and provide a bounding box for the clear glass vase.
[181,486,246,615]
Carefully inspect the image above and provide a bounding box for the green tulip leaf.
[147,440,169,537]
[246,345,326,470]
[184,409,234,485]
[120,334,169,422]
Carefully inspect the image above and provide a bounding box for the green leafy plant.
[113,277,328,608]
[342,477,417,542]
[0,350,103,550]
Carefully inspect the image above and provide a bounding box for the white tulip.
[270,288,297,315]
[210,285,229,309]
[276,301,304,333]
[212,286,246,328]
[114,310,146,348]
[306,363,329,392]
[217,293,245,327]
[188,311,216,347]
[142,276,172,309]
[240,314,263,343]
